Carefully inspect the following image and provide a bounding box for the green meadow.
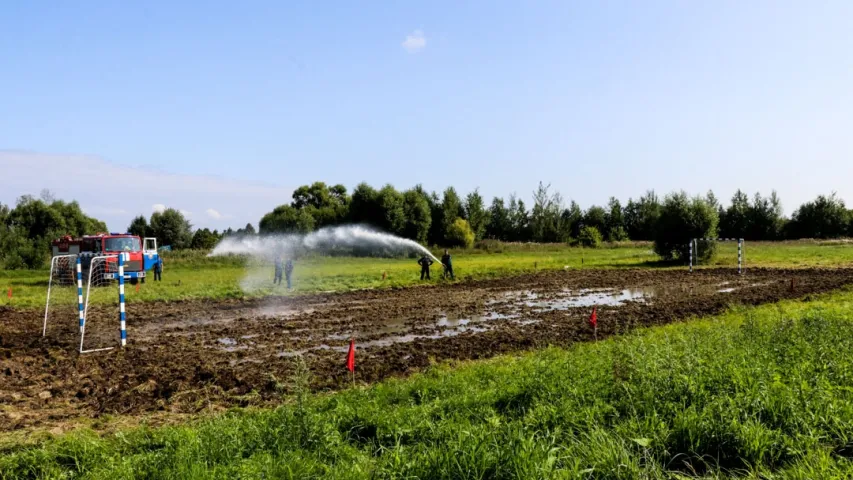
[4,240,853,309]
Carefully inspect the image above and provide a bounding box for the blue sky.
[2,1,853,230]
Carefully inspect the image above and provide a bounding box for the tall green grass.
[6,289,853,478]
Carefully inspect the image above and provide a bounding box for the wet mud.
[1,267,851,432]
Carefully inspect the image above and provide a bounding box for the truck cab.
[53,233,160,284]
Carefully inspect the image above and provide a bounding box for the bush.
[445,218,475,248]
[474,239,503,252]
[607,226,629,242]
[654,192,719,261]
[578,226,603,248]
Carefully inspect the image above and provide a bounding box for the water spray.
[211,224,443,266]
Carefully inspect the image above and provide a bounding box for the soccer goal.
[43,254,85,338]
[44,253,131,353]
[689,238,744,274]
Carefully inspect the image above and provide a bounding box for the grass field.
[4,240,853,309]
[5,288,853,478]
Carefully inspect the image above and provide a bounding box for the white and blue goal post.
[689,238,744,274]
[79,253,131,354]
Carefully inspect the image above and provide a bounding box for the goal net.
[43,254,84,338]
[44,253,131,353]
[689,238,744,274]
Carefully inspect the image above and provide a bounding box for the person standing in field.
[274,256,283,285]
[418,255,434,280]
[285,258,294,289]
[153,256,163,282]
[441,249,454,280]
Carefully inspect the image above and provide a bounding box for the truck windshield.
[104,237,141,252]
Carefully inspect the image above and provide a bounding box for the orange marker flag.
[6,287,11,300]
[136,283,141,293]
[346,338,355,373]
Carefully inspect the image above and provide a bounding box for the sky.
[2,1,853,231]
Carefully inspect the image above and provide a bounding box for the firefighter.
[274,256,283,285]
[441,249,454,280]
[418,255,434,280]
[153,256,163,282]
[285,258,294,289]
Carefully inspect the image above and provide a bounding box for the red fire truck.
[51,233,159,284]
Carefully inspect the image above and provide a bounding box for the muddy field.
[1,267,852,433]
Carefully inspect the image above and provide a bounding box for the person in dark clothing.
[274,256,283,285]
[418,255,434,280]
[153,257,163,281]
[285,259,294,289]
[441,249,454,280]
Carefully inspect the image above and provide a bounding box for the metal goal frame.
[689,238,744,274]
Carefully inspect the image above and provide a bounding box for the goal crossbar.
[689,238,744,274]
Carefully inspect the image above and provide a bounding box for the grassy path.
[5,288,853,478]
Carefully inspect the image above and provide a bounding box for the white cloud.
[206,208,228,220]
[402,30,426,53]
[180,209,192,217]
[0,151,290,230]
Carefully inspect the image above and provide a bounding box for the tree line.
[3,184,853,269]
[0,192,107,269]
[257,182,853,248]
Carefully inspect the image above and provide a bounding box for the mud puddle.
[4,267,852,433]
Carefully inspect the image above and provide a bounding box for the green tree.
[530,182,565,243]
[583,205,607,233]
[291,182,349,227]
[578,226,603,248]
[401,188,432,244]
[377,184,406,235]
[240,223,256,235]
[127,215,149,238]
[8,195,66,241]
[486,197,511,240]
[259,205,316,234]
[507,194,530,242]
[191,228,219,250]
[564,201,584,238]
[425,191,444,246]
[149,208,193,249]
[1,195,107,268]
[623,191,660,240]
[441,187,463,243]
[786,193,849,239]
[464,189,488,240]
[654,192,719,261]
[350,183,382,227]
[0,202,9,226]
[747,191,784,240]
[604,197,626,241]
[445,218,475,248]
[719,189,750,239]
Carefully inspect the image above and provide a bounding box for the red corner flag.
[346,339,355,372]
[6,287,11,299]
[589,307,597,329]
